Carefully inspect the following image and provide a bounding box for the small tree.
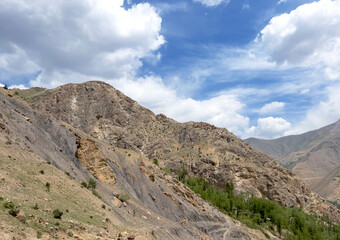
[178,166,187,182]
[88,178,96,190]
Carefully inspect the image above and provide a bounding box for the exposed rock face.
[245,120,340,201]
[76,138,115,185]
[21,81,340,222]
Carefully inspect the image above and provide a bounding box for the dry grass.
[0,141,129,239]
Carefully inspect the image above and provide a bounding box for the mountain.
[1,86,264,240]
[20,82,339,217]
[245,120,340,202]
[1,81,339,239]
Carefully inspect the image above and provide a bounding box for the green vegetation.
[327,200,340,210]
[81,181,88,188]
[53,209,63,219]
[153,158,159,166]
[3,201,19,216]
[162,167,172,175]
[117,193,130,202]
[40,170,44,174]
[3,201,15,209]
[180,173,340,239]
[92,190,101,199]
[88,178,97,190]
[45,182,50,192]
[8,208,19,217]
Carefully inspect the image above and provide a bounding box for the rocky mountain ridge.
[20,81,340,223]
[245,120,340,202]
[1,83,270,239]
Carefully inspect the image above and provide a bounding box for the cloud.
[259,101,285,114]
[0,0,164,86]
[0,83,4,88]
[258,0,340,79]
[277,0,287,4]
[246,117,291,139]
[111,75,250,136]
[193,0,230,7]
[154,2,188,13]
[287,83,340,134]
[8,84,28,90]
[248,0,340,137]
[242,3,250,10]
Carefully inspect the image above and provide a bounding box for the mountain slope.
[245,120,340,201]
[1,86,265,239]
[20,81,340,222]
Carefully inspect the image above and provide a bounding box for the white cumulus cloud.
[259,101,285,114]
[9,84,28,90]
[246,117,291,139]
[193,0,230,7]
[258,0,340,79]
[111,76,250,136]
[0,0,164,87]
[288,83,340,134]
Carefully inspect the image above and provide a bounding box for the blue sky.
[1,0,340,139]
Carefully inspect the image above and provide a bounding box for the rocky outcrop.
[76,138,115,185]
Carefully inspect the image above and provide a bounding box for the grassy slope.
[0,141,130,240]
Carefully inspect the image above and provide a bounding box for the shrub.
[45,182,50,192]
[32,204,39,210]
[162,167,172,175]
[81,182,88,188]
[0,196,3,201]
[67,231,73,237]
[92,190,101,199]
[3,201,15,209]
[177,166,187,182]
[117,193,130,202]
[153,159,159,166]
[40,170,44,174]
[88,178,96,190]
[8,208,19,217]
[53,209,63,219]
[5,141,11,145]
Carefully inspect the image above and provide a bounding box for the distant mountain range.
[245,120,340,202]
